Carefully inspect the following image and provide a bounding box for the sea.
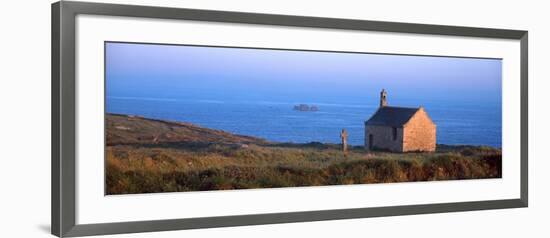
[106,96,502,148]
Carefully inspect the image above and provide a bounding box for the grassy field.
[106,114,502,195]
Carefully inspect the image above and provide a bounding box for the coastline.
[106,113,502,194]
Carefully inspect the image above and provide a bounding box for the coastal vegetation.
[106,114,502,195]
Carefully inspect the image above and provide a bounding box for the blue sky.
[106,42,502,106]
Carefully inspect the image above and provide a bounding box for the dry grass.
[105,113,501,194]
[106,143,501,194]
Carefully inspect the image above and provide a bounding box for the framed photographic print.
[52,1,528,237]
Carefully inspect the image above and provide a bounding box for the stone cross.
[340,129,348,157]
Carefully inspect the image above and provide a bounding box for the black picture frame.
[52,1,528,237]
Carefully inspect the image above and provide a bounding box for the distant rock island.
[293,104,319,112]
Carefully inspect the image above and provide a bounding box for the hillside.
[106,114,502,195]
[107,113,267,146]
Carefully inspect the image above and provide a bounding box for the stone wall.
[365,125,403,152]
[402,108,436,152]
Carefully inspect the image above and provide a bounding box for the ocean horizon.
[106,42,502,148]
[106,95,502,147]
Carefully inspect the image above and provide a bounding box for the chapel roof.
[365,106,421,127]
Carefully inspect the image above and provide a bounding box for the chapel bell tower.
[380,89,388,107]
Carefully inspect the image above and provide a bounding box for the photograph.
[105,42,502,195]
